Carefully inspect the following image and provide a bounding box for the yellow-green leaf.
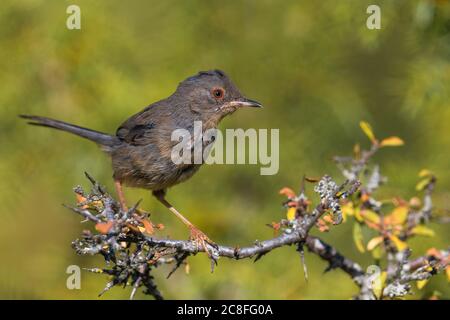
[411,225,435,237]
[372,271,387,299]
[353,223,365,253]
[367,236,384,251]
[416,178,431,191]
[371,244,383,260]
[287,207,296,220]
[341,202,354,222]
[353,143,361,159]
[342,202,354,216]
[417,279,429,290]
[389,235,408,251]
[380,136,404,147]
[360,121,376,143]
[418,169,433,178]
[361,210,380,225]
[354,207,363,222]
[388,206,409,225]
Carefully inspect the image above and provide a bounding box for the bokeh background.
[0,0,449,299]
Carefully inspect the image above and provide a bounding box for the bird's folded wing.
[116,103,163,146]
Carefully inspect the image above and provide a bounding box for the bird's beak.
[230,98,263,108]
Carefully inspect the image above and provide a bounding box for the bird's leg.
[114,180,128,211]
[152,190,217,255]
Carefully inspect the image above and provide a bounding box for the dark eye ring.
[212,88,225,99]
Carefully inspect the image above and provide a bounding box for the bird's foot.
[189,225,218,257]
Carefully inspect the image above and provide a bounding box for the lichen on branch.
[68,122,449,300]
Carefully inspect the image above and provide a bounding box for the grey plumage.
[19,114,119,148]
[20,69,262,192]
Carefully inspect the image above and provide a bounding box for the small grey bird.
[20,69,262,251]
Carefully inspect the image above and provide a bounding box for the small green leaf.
[388,206,409,225]
[359,121,377,144]
[389,235,408,251]
[417,279,429,290]
[416,178,431,191]
[353,223,365,253]
[361,209,381,225]
[372,271,387,299]
[418,169,433,178]
[411,225,435,237]
[367,236,383,251]
[380,136,404,147]
[371,244,383,260]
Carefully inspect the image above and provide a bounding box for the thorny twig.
[333,133,448,300]
[69,173,362,299]
[67,127,448,300]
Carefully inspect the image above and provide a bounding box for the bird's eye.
[211,88,225,100]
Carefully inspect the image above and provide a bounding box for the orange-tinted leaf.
[365,220,382,231]
[268,222,281,236]
[95,221,114,234]
[392,197,408,207]
[316,219,329,232]
[361,193,370,202]
[446,266,450,282]
[409,197,421,209]
[76,193,87,203]
[76,194,89,209]
[268,221,280,230]
[323,214,334,224]
[367,236,384,251]
[142,219,154,234]
[360,121,377,143]
[426,248,442,259]
[279,187,296,198]
[380,136,404,147]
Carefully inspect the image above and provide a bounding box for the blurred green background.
[0,0,449,299]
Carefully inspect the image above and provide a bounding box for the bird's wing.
[116,103,163,146]
[116,99,195,147]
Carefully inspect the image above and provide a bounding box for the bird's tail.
[19,115,119,148]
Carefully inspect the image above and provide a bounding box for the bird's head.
[175,70,262,121]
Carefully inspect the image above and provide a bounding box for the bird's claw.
[189,226,218,257]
